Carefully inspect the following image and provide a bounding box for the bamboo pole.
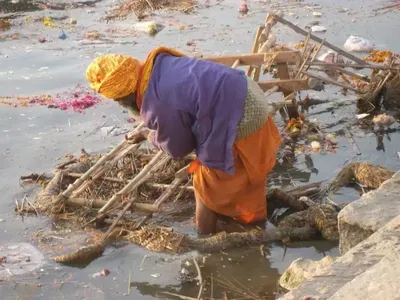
[246,25,264,77]
[44,122,145,211]
[98,151,170,214]
[307,62,394,70]
[231,59,240,68]
[71,143,141,198]
[271,14,369,65]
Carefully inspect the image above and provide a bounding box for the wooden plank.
[203,51,301,66]
[276,62,299,118]
[257,79,309,92]
[271,14,369,65]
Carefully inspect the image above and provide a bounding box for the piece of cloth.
[192,115,282,224]
[136,46,185,109]
[86,54,141,99]
[140,53,248,175]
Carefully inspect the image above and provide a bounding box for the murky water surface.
[1,0,400,298]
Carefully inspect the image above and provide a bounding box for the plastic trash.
[58,32,67,40]
[39,37,47,43]
[311,25,327,32]
[343,35,374,52]
[313,12,322,17]
[133,21,164,36]
[238,0,249,13]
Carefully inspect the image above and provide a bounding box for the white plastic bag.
[311,25,327,32]
[343,35,374,52]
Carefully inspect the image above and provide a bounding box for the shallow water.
[1,0,400,298]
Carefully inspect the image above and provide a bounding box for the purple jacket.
[140,53,248,175]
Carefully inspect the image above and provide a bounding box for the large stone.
[279,256,336,290]
[278,214,400,300]
[328,252,400,300]
[338,170,400,254]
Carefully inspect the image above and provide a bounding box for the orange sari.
[191,116,281,224]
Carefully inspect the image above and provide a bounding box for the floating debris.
[43,16,56,28]
[344,35,374,52]
[0,85,103,113]
[363,50,393,63]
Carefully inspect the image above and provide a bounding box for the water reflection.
[131,248,281,299]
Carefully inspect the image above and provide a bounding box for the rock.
[279,256,336,290]
[278,214,400,300]
[0,243,44,280]
[328,252,400,300]
[338,171,400,254]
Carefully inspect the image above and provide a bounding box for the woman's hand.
[126,128,151,144]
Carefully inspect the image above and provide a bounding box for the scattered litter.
[326,133,337,144]
[0,20,10,31]
[133,21,164,36]
[43,16,56,28]
[356,113,370,119]
[69,18,77,25]
[317,50,344,64]
[180,268,190,275]
[38,67,49,72]
[150,273,161,278]
[311,26,327,32]
[363,50,393,63]
[58,32,67,40]
[373,114,396,127]
[92,268,110,278]
[0,85,103,113]
[312,12,322,17]
[0,219,5,222]
[39,38,47,43]
[239,0,249,14]
[344,35,374,53]
[311,141,321,152]
[84,31,103,40]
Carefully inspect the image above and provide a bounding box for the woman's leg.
[195,197,217,234]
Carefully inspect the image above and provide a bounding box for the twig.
[23,195,39,216]
[210,273,214,300]
[303,71,359,92]
[161,292,197,300]
[344,127,361,155]
[45,122,145,211]
[308,61,397,71]
[193,257,204,300]
[56,159,78,169]
[128,270,131,295]
[99,151,169,214]
[296,45,315,79]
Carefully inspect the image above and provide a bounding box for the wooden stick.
[98,151,169,214]
[203,51,301,66]
[296,45,315,79]
[231,59,240,68]
[344,127,361,155]
[148,182,194,191]
[303,71,359,92]
[246,25,264,77]
[66,197,158,212]
[67,172,125,183]
[271,14,368,65]
[155,165,190,207]
[193,257,204,300]
[258,78,309,92]
[308,61,396,71]
[71,143,141,198]
[44,122,145,210]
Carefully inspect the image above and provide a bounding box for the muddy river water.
[1,0,400,298]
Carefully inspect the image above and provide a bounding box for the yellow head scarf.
[86,54,141,100]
